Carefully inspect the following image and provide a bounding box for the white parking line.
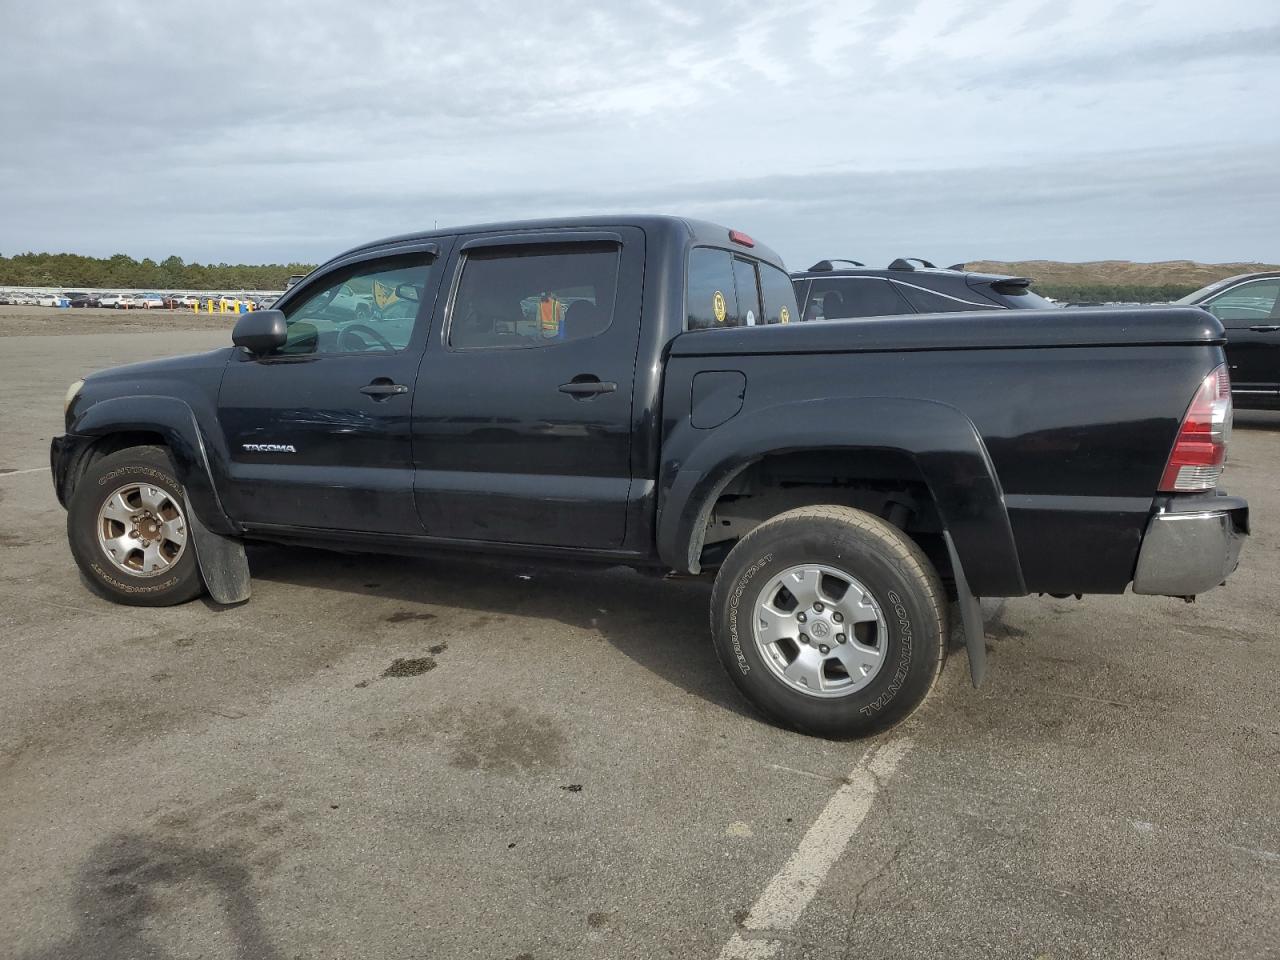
[718,738,913,960]
[0,466,48,478]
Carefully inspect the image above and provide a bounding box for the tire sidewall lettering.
[860,587,914,717]
[728,552,773,674]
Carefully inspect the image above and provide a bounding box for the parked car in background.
[36,293,71,307]
[68,293,100,308]
[107,294,143,309]
[1176,272,1280,409]
[138,293,165,309]
[791,258,1056,322]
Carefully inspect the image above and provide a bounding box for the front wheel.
[67,445,206,606]
[710,505,947,738]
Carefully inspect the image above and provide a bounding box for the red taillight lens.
[729,229,755,247]
[1159,363,1232,492]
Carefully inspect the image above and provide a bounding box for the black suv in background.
[1176,271,1280,409]
[791,258,1055,321]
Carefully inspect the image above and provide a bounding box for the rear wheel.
[67,445,205,606]
[710,505,946,738]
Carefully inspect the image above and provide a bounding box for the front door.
[412,228,644,549]
[1203,277,1280,400]
[217,245,448,533]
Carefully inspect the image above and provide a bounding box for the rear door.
[216,242,449,533]
[1201,278,1280,399]
[411,227,645,548]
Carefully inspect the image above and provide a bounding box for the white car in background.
[100,294,140,309]
[36,293,70,307]
[137,293,165,309]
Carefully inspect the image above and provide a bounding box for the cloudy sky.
[2,0,1278,269]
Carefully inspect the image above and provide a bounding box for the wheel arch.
[64,395,236,536]
[656,396,1026,597]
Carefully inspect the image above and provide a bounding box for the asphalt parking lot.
[2,308,1278,960]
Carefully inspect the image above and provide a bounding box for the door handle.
[360,380,409,400]
[558,379,617,397]
[1248,324,1280,332]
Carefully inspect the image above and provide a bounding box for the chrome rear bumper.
[1132,492,1248,598]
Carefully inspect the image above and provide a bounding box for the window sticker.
[780,306,790,325]
[746,309,756,326]
[713,290,727,323]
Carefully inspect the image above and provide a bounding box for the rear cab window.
[687,247,798,330]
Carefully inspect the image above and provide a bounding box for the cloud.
[2,0,1278,266]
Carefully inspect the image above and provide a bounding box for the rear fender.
[656,396,1026,597]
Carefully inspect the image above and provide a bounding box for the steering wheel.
[338,323,395,352]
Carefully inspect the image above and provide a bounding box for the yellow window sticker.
[780,306,791,325]
[713,290,727,323]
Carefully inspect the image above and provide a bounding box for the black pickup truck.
[51,216,1249,738]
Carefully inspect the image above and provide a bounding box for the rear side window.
[803,278,912,320]
[1204,279,1280,326]
[448,243,620,349]
[688,248,740,329]
[760,264,799,325]
[894,283,997,314]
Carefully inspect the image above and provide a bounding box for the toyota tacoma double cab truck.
[51,216,1249,738]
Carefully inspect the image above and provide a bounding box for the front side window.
[802,277,912,320]
[448,243,620,350]
[282,257,433,355]
[1205,279,1280,326]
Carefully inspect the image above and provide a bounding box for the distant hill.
[962,260,1280,303]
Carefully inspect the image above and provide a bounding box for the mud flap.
[944,530,986,687]
[185,493,251,604]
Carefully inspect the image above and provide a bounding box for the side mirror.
[394,283,421,302]
[232,309,287,355]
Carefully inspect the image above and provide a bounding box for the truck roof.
[325,215,788,273]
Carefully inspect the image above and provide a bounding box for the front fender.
[656,396,1026,597]
[68,395,237,536]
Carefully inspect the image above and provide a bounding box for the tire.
[67,445,205,606]
[710,505,946,739]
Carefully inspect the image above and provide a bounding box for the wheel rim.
[751,563,888,699]
[96,482,188,577]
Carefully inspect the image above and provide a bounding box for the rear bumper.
[1132,492,1248,597]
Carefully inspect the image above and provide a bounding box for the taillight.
[1159,363,1232,492]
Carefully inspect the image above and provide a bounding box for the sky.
[2,0,1278,270]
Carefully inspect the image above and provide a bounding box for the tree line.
[1,251,1203,304]
[0,252,317,291]
[1033,282,1198,304]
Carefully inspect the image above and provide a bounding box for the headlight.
[64,379,84,414]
